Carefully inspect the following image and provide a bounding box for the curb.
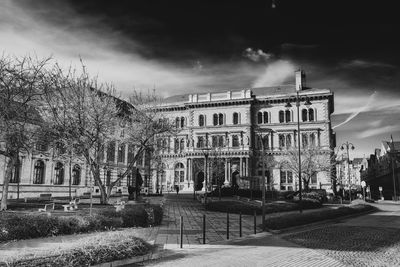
[93,246,170,267]
[264,208,376,234]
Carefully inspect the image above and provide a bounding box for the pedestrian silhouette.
[176,186,179,195]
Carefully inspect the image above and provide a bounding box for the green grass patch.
[2,230,152,267]
[265,204,375,230]
[206,199,322,215]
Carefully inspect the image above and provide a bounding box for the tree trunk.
[1,156,17,211]
[98,184,107,204]
[106,185,113,203]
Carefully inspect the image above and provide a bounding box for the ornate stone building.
[152,71,335,193]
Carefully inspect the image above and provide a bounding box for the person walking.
[175,185,179,195]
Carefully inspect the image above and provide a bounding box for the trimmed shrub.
[6,231,152,267]
[0,203,163,243]
[207,187,234,197]
[265,204,375,230]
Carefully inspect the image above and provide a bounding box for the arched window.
[54,162,64,185]
[198,136,204,148]
[10,160,21,183]
[107,142,116,162]
[302,133,308,148]
[175,117,180,128]
[310,133,316,147]
[263,135,269,149]
[212,136,217,147]
[128,145,135,162]
[174,163,185,183]
[180,139,185,151]
[285,110,291,122]
[257,112,263,124]
[232,135,239,147]
[263,112,268,123]
[181,117,185,128]
[174,138,179,152]
[72,164,81,185]
[302,109,308,122]
[33,160,45,184]
[309,109,314,121]
[279,134,285,148]
[218,136,224,147]
[218,113,224,125]
[118,144,125,163]
[233,112,239,125]
[199,115,205,126]
[286,135,291,148]
[213,114,218,126]
[279,110,284,123]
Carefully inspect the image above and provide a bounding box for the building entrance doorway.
[231,171,239,191]
[196,171,204,191]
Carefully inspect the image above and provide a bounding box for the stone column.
[239,157,243,176]
[227,159,231,183]
[124,144,129,166]
[114,141,119,165]
[245,158,249,177]
[224,158,229,185]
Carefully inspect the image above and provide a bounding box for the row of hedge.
[3,230,152,267]
[265,204,375,230]
[0,204,163,242]
[205,198,322,215]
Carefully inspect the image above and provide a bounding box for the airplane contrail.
[332,91,377,129]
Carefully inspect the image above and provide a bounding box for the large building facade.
[152,71,335,193]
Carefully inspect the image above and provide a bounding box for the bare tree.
[42,64,174,204]
[0,55,50,210]
[280,148,334,191]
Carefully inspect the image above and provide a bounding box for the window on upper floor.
[180,117,185,128]
[310,173,317,184]
[180,139,185,151]
[263,112,268,123]
[218,113,224,125]
[175,117,180,128]
[232,135,239,147]
[213,114,218,126]
[279,134,285,148]
[257,112,263,124]
[302,109,308,122]
[309,109,315,121]
[233,112,239,125]
[197,136,205,148]
[280,170,293,184]
[218,136,225,147]
[302,133,308,148]
[33,160,45,184]
[279,111,284,123]
[118,144,125,163]
[199,115,205,126]
[72,165,81,185]
[212,136,217,147]
[286,135,292,149]
[107,141,116,162]
[54,162,64,185]
[10,160,21,183]
[285,110,291,122]
[310,133,316,147]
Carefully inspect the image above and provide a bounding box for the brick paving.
[145,193,262,248]
[283,203,400,267]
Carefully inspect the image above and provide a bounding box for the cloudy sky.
[1,0,400,158]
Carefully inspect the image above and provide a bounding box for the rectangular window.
[280,171,286,184]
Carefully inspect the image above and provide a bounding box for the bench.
[62,198,80,211]
[113,200,126,212]
[39,194,52,201]
[38,203,55,212]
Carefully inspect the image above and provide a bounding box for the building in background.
[152,70,335,193]
[361,140,400,199]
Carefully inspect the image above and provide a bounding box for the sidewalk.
[145,232,346,267]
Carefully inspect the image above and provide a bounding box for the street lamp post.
[286,90,311,213]
[340,141,355,202]
[389,136,397,201]
[257,133,267,230]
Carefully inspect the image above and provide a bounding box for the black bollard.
[239,212,242,237]
[180,216,183,248]
[203,214,206,244]
[227,212,230,239]
[254,210,257,235]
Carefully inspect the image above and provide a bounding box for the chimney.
[295,70,306,91]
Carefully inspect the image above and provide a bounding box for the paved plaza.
[145,192,263,248]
